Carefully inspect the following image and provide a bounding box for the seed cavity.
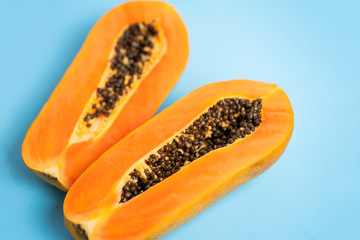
[75,224,88,240]
[119,98,263,203]
[69,20,166,144]
[42,172,57,181]
[84,21,159,127]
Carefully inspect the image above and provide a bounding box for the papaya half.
[21,1,189,191]
[63,80,294,240]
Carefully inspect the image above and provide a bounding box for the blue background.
[1,0,359,239]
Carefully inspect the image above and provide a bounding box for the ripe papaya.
[63,80,294,240]
[21,1,189,190]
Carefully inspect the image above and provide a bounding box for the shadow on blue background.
[1,0,359,239]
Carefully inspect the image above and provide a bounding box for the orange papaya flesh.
[63,80,294,240]
[21,1,189,190]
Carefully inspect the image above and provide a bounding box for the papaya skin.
[63,80,294,240]
[21,1,189,191]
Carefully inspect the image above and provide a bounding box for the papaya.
[63,80,294,240]
[21,1,189,191]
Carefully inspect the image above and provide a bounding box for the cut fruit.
[64,80,294,240]
[21,1,189,190]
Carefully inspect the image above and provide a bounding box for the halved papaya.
[63,80,294,240]
[21,1,189,190]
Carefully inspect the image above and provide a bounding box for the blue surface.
[1,0,359,239]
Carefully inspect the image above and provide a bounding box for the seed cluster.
[42,172,57,181]
[120,98,263,203]
[84,21,158,127]
[75,224,88,240]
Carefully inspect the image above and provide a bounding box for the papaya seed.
[84,21,159,126]
[120,98,263,203]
